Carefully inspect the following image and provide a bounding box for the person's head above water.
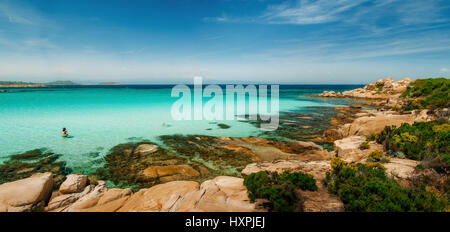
[62,128,66,131]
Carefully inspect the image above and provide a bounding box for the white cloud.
[440,68,449,72]
[262,0,367,24]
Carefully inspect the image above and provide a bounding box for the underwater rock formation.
[0,149,68,188]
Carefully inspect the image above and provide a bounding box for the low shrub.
[401,78,450,111]
[324,157,447,212]
[376,121,449,164]
[367,151,390,163]
[244,170,317,212]
[359,141,370,150]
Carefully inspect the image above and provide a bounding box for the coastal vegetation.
[373,121,449,171]
[243,170,317,212]
[367,150,390,163]
[401,78,450,110]
[324,157,447,212]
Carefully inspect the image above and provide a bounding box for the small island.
[0,80,121,88]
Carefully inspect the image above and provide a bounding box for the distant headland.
[0,81,121,87]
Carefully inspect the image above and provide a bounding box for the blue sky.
[0,0,449,84]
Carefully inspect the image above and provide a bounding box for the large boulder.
[59,174,88,194]
[335,137,383,163]
[341,110,432,137]
[383,158,420,179]
[117,176,259,212]
[178,176,257,212]
[47,180,133,212]
[334,136,366,162]
[0,172,53,212]
[118,181,199,212]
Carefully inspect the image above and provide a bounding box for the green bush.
[243,170,317,212]
[376,121,449,164]
[359,141,370,150]
[401,78,450,110]
[325,157,447,212]
[367,151,390,163]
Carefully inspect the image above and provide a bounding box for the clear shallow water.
[0,84,362,172]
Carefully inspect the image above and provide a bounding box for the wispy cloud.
[207,0,450,29]
[262,0,367,25]
[441,67,449,73]
[0,0,39,25]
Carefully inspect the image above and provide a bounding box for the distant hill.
[45,80,79,85]
[0,81,44,87]
[97,82,121,85]
[1,80,120,87]
[0,81,38,85]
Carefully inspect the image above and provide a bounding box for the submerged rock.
[95,142,210,190]
[159,135,255,177]
[0,172,53,212]
[0,149,68,188]
[142,165,201,182]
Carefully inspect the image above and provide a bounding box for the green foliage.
[359,141,370,150]
[376,82,384,92]
[417,164,425,170]
[401,78,450,110]
[367,151,390,163]
[376,121,449,164]
[243,170,317,212]
[325,157,447,212]
[279,171,318,191]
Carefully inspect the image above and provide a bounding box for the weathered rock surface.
[46,176,259,212]
[334,136,366,162]
[118,176,259,212]
[382,158,420,179]
[59,174,88,194]
[317,77,412,99]
[341,110,432,136]
[48,180,134,212]
[333,136,383,162]
[0,172,53,212]
[222,137,330,162]
[134,144,158,155]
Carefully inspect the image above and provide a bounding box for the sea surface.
[0,84,362,173]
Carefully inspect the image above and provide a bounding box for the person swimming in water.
[62,128,69,137]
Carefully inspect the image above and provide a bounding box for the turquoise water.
[0,85,361,171]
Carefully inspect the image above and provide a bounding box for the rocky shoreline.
[0,77,448,212]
